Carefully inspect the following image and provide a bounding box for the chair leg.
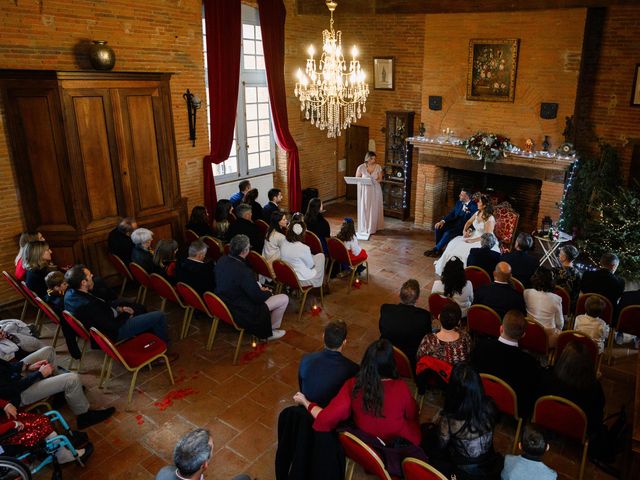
[160,298,166,313]
[135,285,143,304]
[34,310,43,335]
[206,317,219,351]
[320,283,324,307]
[347,269,357,293]
[606,328,616,366]
[579,440,589,480]
[98,355,109,388]
[512,418,523,454]
[345,459,355,480]
[163,354,175,384]
[365,261,369,282]
[102,358,114,389]
[127,368,140,405]
[119,277,127,297]
[181,308,194,339]
[141,286,148,305]
[233,330,245,365]
[52,325,60,349]
[298,290,310,322]
[77,339,88,373]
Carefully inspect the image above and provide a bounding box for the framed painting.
[466,39,519,102]
[632,64,640,106]
[374,57,394,90]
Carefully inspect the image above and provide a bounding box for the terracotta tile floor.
[6,202,637,479]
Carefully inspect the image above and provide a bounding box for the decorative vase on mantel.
[89,40,116,71]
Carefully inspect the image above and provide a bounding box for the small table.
[534,231,573,268]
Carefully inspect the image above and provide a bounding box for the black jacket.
[467,248,500,279]
[263,202,281,222]
[108,228,134,264]
[64,288,127,340]
[500,250,538,288]
[176,258,216,295]
[25,267,48,298]
[185,221,214,238]
[473,282,526,319]
[306,214,331,253]
[226,218,265,253]
[298,349,358,407]
[379,303,432,366]
[580,268,625,307]
[249,200,264,223]
[131,245,157,274]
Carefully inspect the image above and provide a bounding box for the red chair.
[202,236,223,262]
[185,229,199,243]
[108,253,134,297]
[493,201,520,253]
[33,297,62,349]
[246,250,276,283]
[61,310,92,371]
[480,373,522,454]
[2,270,34,321]
[607,305,640,365]
[327,237,368,293]
[402,458,448,480]
[519,318,550,358]
[255,219,269,237]
[511,277,524,294]
[467,304,501,338]
[576,293,613,325]
[554,330,599,369]
[464,266,491,291]
[427,294,455,319]
[175,282,217,348]
[90,327,174,406]
[19,281,43,333]
[203,292,246,365]
[554,285,572,328]
[304,231,324,255]
[338,431,393,480]
[533,396,589,480]
[128,262,151,304]
[392,346,423,410]
[148,274,192,338]
[273,260,322,322]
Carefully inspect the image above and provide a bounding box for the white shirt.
[524,289,564,332]
[343,237,362,256]
[262,230,286,263]
[280,240,318,282]
[431,280,474,317]
[574,314,609,353]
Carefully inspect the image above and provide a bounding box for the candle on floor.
[311,304,321,316]
[354,278,361,288]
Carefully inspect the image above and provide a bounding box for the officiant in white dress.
[355,151,384,236]
[434,194,500,276]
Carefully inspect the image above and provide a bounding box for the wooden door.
[345,125,369,200]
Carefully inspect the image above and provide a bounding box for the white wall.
[215,174,274,205]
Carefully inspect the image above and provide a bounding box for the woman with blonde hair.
[23,240,54,298]
[15,232,43,281]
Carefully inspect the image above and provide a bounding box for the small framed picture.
[632,64,640,106]
[374,57,395,90]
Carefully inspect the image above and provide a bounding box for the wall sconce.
[183,89,202,147]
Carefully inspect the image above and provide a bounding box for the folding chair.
[467,304,501,338]
[203,292,247,365]
[402,457,448,480]
[464,266,491,291]
[480,373,523,453]
[327,237,368,293]
[273,259,323,321]
[338,431,393,480]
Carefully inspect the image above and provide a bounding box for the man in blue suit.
[424,188,477,257]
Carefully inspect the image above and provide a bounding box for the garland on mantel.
[461,132,513,170]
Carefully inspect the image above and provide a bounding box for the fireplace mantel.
[408,138,573,183]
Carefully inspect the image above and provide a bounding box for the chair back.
[185,229,199,243]
[427,293,455,319]
[338,431,392,480]
[304,231,324,255]
[392,346,414,381]
[129,262,151,287]
[224,243,231,255]
[402,457,448,480]
[519,318,549,355]
[34,297,61,326]
[107,253,133,280]
[533,395,587,443]
[493,202,520,253]
[511,278,524,294]
[576,293,613,325]
[246,251,274,280]
[464,266,491,290]
[273,260,303,291]
[480,373,519,419]
[415,355,453,383]
[255,219,269,237]
[467,304,501,337]
[176,282,211,315]
[203,292,241,330]
[61,310,90,341]
[2,270,27,299]
[149,274,184,306]
[554,286,571,316]
[555,330,598,366]
[618,305,640,337]
[201,236,223,262]
[327,237,351,266]
[19,281,38,304]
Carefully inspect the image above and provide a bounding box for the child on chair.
[502,426,557,479]
[574,295,609,354]
[336,218,367,273]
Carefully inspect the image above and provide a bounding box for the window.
[202,4,275,182]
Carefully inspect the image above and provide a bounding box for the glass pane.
[244,39,255,55]
[257,87,269,102]
[259,135,270,152]
[255,40,263,55]
[245,103,258,120]
[248,153,260,170]
[242,24,254,39]
[246,120,258,138]
[225,158,238,173]
[245,86,257,103]
[243,55,255,70]
[260,151,271,167]
[255,55,265,70]
[258,119,270,135]
[255,28,262,40]
[247,136,259,152]
[258,103,270,119]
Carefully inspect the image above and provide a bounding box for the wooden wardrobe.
[0,70,186,278]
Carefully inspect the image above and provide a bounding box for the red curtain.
[258,0,302,212]
[202,0,241,215]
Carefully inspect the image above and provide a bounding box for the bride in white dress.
[434,194,500,276]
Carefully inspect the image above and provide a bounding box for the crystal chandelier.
[294,1,369,138]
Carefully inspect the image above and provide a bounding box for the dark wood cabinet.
[381,110,414,219]
[0,70,186,278]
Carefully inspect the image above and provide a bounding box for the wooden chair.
[327,237,368,293]
[533,396,589,480]
[480,373,523,453]
[107,253,133,297]
[90,327,174,406]
[493,201,520,253]
[511,277,524,294]
[128,262,151,304]
[61,310,92,371]
[175,282,217,348]
[392,346,423,410]
[607,305,640,365]
[255,219,269,237]
[2,270,34,321]
[203,292,247,365]
[402,458,448,480]
[554,330,599,369]
[148,274,192,339]
[427,293,455,320]
[464,266,491,291]
[33,297,62,349]
[246,250,276,283]
[467,304,501,338]
[519,317,550,359]
[272,259,322,321]
[202,235,224,262]
[338,431,393,480]
[185,229,199,243]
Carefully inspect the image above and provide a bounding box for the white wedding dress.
[434,214,500,276]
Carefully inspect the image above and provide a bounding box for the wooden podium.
[344,176,373,240]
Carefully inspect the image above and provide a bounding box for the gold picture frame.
[466,39,519,102]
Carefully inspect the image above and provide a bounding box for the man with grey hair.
[501,232,538,287]
[581,252,625,308]
[226,203,264,253]
[155,428,250,480]
[215,234,289,340]
[467,232,500,279]
[177,240,216,295]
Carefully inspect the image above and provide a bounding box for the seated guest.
[64,265,172,349]
[379,279,432,368]
[467,233,501,279]
[616,286,640,333]
[336,218,367,268]
[473,262,526,319]
[298,321,359,407]
[177,240,216,295]
[131,227,157,273]
[230,180,251,208]
[417,303,470,365]
[524,268,563,347]
[15,232,43,281]
[243,188,263,223]
[428,364,502,479]
[213,199,233,241]
[432,257,474,317]
[23,240,54,298]
[262,212,288,265]
[226,203,264,253]
[471,310,541,417]
[215,234,288,340]
[580,253,625,308]
[156,428,250,480]
[305,198,330,253]
[574,295,609,354]
[0,344,114,429]
[502,426,557,480]
[108,217,138,264]
[539,341,604,433]
[425,187,477,257]
[552,244,581,310]
[263,188,283,223]
[280,221,325,289]
[501,233,538,288]
[185,205,214,238]
[44,271,82,359]
[153,239,179,282]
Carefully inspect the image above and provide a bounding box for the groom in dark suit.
[424,188,477,257]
